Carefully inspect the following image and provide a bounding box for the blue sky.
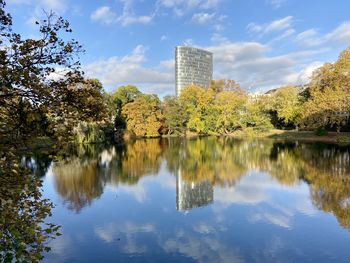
[6,0,350,96]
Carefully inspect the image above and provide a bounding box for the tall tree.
[122,94,163,137]
[269,86,304,129]
[179,85,216,134]
[0,1,105,141]
[162,96,187,135]
[111,85,141,110]
[110,85,142,132]
[303,48,350,132]
[215,90,248,133]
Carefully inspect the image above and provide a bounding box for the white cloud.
[156,0,226,31]
[84,45,173,95]
[157,0,222,16]
[160,35,168,41]
[247,16,294,35]
[191,12,215,24]
[158,0,221,10]
[9,0,68,13]
[201,0,222,9]
[91,6,117,25]
[296,21,350,47]
[91,2,154,26]
[285,61,324,84]
[296,29,323,47]
[326,21,350,45]
[119,13,154,26]
[269,28,295,43]
[265,0,287,9]
[183,38,195,46]
[202,41,327,91]
[211,33,228,43]
[159,59,175,70]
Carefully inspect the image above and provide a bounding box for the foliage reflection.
[51,138,350,228]
[0,148,59,262]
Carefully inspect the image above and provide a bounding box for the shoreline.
[160,130,350,145]
[228,130,350,145]
[10,130,350,150]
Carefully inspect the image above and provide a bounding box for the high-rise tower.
[175,46,213,96]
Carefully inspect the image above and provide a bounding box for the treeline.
[1,0,350,144]
[105,47,350,139]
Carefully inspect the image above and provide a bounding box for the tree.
[111,85,141,110]
[110,85,142,132]
[162,96,187,135]
[179,85,216,134]
[269,86,304,129]
[0,1,105,141]
[242,96,273,131]
[303,48,350,132]
[209,79,242,93]
[122,94,163,137]
[215,90,248,133]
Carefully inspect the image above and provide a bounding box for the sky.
[6,0,350,96]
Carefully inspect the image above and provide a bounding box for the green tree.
[269,86,304,129]
[215,90,248,133]
[162,96,187,135]
[110,85,142,132]
[111,85,141,109]
[242,96,273,131]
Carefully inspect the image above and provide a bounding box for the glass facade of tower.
[175,46,213,96]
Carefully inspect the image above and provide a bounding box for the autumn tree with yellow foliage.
[303,48,350,132]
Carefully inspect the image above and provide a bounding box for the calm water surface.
[31,138,350,262]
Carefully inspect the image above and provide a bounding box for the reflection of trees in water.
[52,139,164,211]
[0,148,59,262]
[301,145,350,228]
[21,154,52,178]
[165,138,350,228]
[51,138,350,228]
[243,141,350,229]
[164,137,247,187]
[53,159,105,213]
[109,139,163,185]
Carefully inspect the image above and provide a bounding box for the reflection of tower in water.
[176,169,214,211]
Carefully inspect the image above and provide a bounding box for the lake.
[18,138,350,262]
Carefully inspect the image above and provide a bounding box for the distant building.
[176,170,214,212]
[175,46,213,96]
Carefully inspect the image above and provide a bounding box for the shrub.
[314,128,328,136]
[73,122,114,144]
